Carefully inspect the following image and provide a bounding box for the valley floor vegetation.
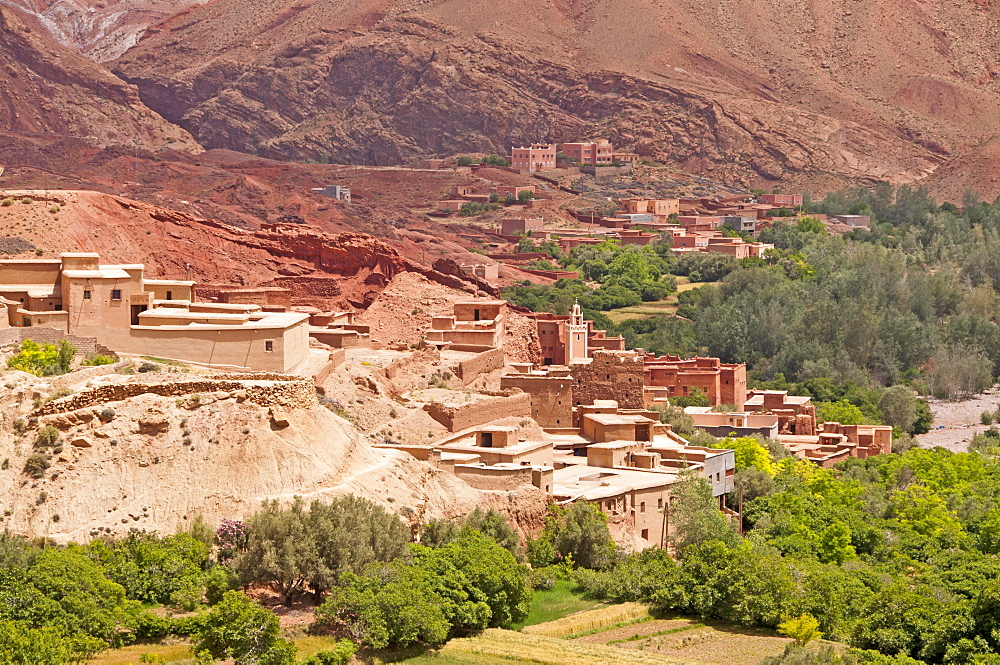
[505,185,1000,405]
[6,439,1000,664]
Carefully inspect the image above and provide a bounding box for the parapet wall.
[457,348,505,385]
[424,390,530,432]
[32,375,317,416]
[455,464,538,491]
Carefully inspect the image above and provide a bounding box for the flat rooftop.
[553,464,679,501]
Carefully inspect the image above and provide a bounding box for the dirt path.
[917,386,1000,452]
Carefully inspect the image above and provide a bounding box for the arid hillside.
[0,5,199,153]
[3,0,206,61]
[104,0,1000,197]
[0,189,493,308]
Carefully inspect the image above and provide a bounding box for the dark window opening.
[166,290,173,300]
[111,289,122,300]
[83,290,91,300]
[265,340,274,352]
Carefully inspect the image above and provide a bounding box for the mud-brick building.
[643,354,747,409]
[0,253,310,371]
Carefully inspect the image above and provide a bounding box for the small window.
[265,340,274,352]
[166,290,173,300]
[640,501,646,513]
[83,290,91,300]
[658,498,663,509]
[641,529,649,540]
[111,289,122,300]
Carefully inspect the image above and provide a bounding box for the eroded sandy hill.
[0,189,489,309]
[0,364,503,542]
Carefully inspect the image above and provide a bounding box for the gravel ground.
[917,385,1000,452]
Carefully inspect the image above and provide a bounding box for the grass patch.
[408,628,696,664]
[605,299,678,323]
[606,623,704,644]
[522,602,651,638]
[511,580,604,629]
[676,280,718,293]
[88,643,193,665]
[563,615,654,640]
[141,356,188,367]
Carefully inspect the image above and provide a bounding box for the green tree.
[879,386,917,432]
[669,471,738,552]
[816,400,866,425]
[415,533,530,628]
[816,522,856,564]
[315,562,450,649]
[527,503,617,570]
[193,591,295,665]
[420,508,519,553]
[517,190,534,202]
[0,620,101,664]
[714,437,774,475]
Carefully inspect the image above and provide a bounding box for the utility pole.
[738,485,744,536]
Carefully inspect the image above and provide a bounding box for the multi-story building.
[0,253,311,371]
[510,144,556,172]
[643,354,748,409]
[561,140,614,165]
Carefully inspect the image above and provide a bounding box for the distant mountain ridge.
[9,0,1000,198]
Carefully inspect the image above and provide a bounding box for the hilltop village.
[0,143,891,548]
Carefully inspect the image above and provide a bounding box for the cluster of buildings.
[0,253,311,372]
[0,248,893,550]
[510,140,639,172]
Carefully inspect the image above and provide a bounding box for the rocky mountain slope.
[105,0,1000,196]
[0,5,199,152]
[2,0,205,61]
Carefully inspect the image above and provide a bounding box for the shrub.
[984,411,995,426]
[48,206,60,214]
[12,418,26,435]
[35,426,59,449]
[0,198,13,207]
[23,452,49,479]
[21,197,31,204]
[82,354,115,366]
[7,339,75,376]
[456,156,475,166]
[299,641,356,665]
[137,362,160,373]
[100,407,115,420]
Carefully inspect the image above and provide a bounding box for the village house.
[744,390,817,435]
[310,185,351,202]
[759,193,803,207]
[499,216,544,236]
[560,140,614,165]
[510,144,556,172]
[643,354,748,409]
[0,253,311,371]
[425,301,507,352]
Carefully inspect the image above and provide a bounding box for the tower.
[566,301,589,362]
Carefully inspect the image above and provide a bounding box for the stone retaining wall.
[32,376,317,416]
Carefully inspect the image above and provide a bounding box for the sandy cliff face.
[0,5,200,152]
